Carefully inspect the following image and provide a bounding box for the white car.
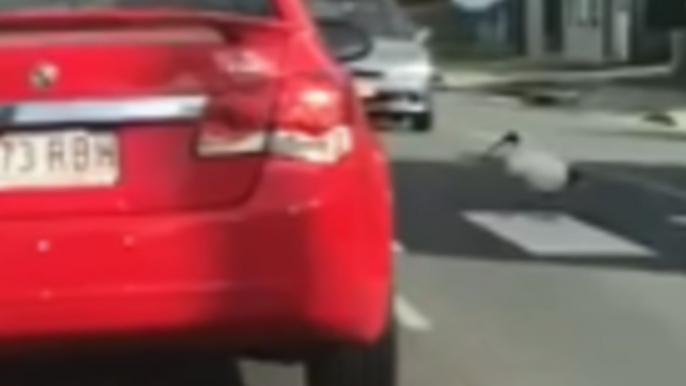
[308,0,437,132]
[351,33,436,132]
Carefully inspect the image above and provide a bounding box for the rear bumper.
[0,158,394,354]
[367,96,431,115]
[357,73,433,115]
[365,87,432,115]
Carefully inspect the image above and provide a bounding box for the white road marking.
[394,294,433,332]
[464,211,655,257]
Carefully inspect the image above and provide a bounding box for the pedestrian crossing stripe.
[463,211,655,257]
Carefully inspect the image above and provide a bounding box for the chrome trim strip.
[197,131,269,157]
[7,96,208,126]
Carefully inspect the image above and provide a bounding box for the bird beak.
[481,137,509,158]
[481,132,521,158]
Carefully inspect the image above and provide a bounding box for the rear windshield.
[0,0,274,17]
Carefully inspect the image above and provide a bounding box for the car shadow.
[0,352,244,386]
[392,158,686,273]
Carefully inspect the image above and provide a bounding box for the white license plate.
[354,80,378,99]
[0,130,119,190]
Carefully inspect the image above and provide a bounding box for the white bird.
[483,131,581,196]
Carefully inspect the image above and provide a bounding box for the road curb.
[437,64,669,90]
[443,81,585,108]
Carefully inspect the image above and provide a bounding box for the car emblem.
[30,63,59,90]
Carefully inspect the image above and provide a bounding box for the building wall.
[523,0,670,65]
[610,0,632,62]
[561,0,609,64]
[407,0,524,58]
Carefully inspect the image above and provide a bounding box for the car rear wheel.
[304,318,397,386]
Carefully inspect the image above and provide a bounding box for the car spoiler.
[0,9,290,41]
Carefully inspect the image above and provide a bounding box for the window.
[0,0,274,17]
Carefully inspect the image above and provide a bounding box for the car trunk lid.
[0,12,290,218]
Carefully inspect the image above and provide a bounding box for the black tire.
[304,318,397,386]
[411,112,433,132]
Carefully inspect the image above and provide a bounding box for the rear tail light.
[274,72,346,134]
[270,72,353,164]
[195,72,353,164]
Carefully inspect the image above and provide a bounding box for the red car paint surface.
[0,1,393,355]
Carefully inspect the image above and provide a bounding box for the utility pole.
[673,29,686,78]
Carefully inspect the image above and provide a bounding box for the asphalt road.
[388,91,686,386]
[11,90,686,386]
[242,91,686,385]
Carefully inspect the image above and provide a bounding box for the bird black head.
[482,131,522,158]
[501,131,521,145]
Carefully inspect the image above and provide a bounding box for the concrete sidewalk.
[438,64,671,90]
[437,63,686,131]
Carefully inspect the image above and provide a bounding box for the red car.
[0,0,395,385]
